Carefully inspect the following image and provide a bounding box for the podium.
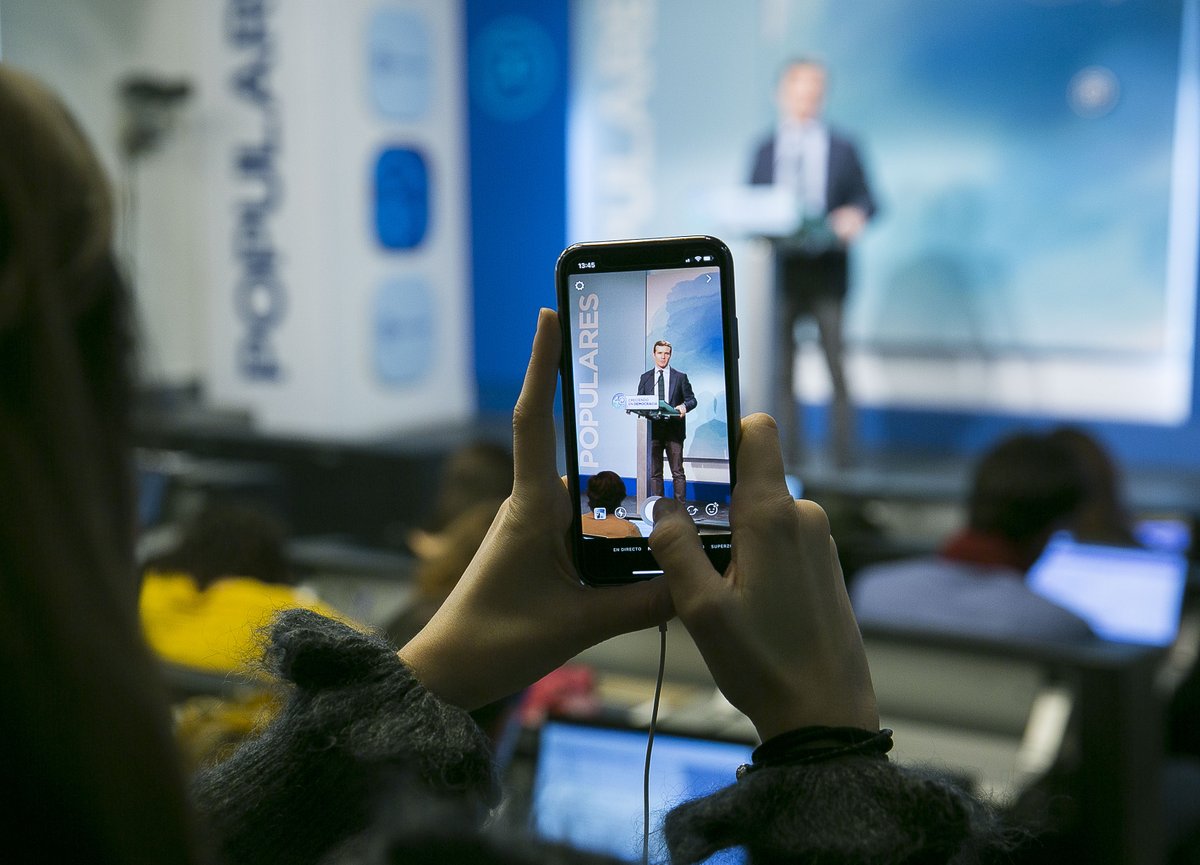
[625,396,679,510]
[701,184,843,252]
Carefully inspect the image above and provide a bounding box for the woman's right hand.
[648,413,878,742]
[398,309,673,712]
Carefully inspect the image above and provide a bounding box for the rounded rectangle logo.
[374,146,429,250]
[368,7,432,121]
[374,275,434,385]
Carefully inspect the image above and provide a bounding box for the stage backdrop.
[198,0,474,437]
[571,270,646,480]
[569,0,1199,427]
[645,268,730,471]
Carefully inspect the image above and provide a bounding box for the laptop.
[530,718,754,863]
[1026,533,1189,647]
[1133,514,1193,556]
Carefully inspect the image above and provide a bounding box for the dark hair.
[586,471,628,512]
[428,441,514,533]
[150,502,292,590]
[1046,426,1137,546]
[652,340,672,353]
[0,65,197,860]
[0,68,135,554]
[967,432,1086,551]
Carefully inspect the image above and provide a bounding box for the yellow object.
[173,690,281,772]
[140,571,345,674]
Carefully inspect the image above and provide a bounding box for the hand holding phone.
[399,310,673,711]
[647,414,879,742]
[557,236,741,585]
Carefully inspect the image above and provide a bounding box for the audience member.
[1046,426,1140,547]
[853,429,1200,861]
[384,441,520,749]
[422,440,514,536]
[580,470,641,538]
[140,501,346,674]
[851,431,1095,642]
[386,441,514,647]
[0,63,200,861]
[138,501,357,771]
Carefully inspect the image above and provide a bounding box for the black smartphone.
[557,236,740,586]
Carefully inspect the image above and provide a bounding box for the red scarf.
[939,529,1030,572]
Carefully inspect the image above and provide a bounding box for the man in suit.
[637,340,697,501]
[750,58,876,467]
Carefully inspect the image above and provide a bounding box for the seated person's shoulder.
[852,556,1094,644]
[581,513,643,538]
[852,556,961,598]
[616,517,642,537]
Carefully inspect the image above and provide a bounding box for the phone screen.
[558,237,739,585]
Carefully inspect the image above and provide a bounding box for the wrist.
[749,692,879,742]
[737,726,893,779]
[398,629,480,711]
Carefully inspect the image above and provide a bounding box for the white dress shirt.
[774,118,830,218]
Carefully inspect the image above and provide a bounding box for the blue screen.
[1027,534,1188,646]
[533,721,753,863]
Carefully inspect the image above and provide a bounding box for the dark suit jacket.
[749,128,876,300]
[637,367,697,442]
[749,129,876,217]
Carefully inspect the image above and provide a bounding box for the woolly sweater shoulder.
[191,609,498,865]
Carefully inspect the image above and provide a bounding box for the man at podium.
[749,57,876,467]
[636,340,697,501]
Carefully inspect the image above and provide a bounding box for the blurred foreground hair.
[0,64,198,861]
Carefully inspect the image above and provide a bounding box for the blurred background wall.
[3,0,1200,468]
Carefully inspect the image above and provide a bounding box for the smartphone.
[557,236,740,585]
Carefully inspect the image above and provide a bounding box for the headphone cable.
[643,620,668,865]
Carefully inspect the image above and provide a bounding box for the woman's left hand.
[399,308,674,710]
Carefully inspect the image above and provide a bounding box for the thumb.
[649,500,719,604]
[583,576,675,642]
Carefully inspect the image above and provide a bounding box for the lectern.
[624,394,679,511]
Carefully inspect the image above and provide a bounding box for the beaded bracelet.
[736,726,894,779]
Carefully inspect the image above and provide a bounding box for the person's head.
[0,65,196,859]
[586,471,628,513]
[427,441,514,534]
[151,502,292,590]
[653,340,672,370]
[404,440,513,604]
[0,65,136,568]
[966,432,1088,569]
[1046,426,1136,546]
[777,58,827,123]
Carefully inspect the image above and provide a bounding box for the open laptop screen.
[1133,515,1193,556]
[532,719,753,863]
[1026,534,1188,647]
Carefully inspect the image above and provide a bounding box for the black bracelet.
[736,726,893,779]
